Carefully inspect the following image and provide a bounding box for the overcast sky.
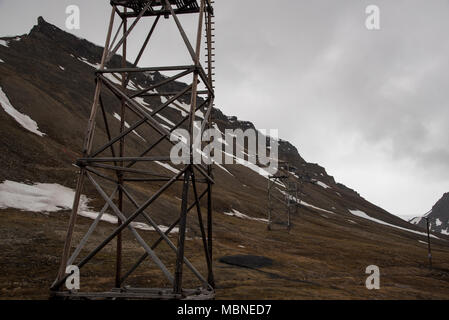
[1,0,448,219]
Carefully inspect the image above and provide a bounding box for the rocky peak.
[30,16,64,38]
[432,193,449,215]
[412,192,449,234]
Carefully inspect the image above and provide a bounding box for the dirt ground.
[1,206,449,300]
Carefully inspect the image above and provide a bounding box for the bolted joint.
[75,159,87,168]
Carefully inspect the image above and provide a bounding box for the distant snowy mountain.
[410,193,449,235]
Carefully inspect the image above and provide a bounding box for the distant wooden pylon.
[267,161,298,232]
[425,217,432,269]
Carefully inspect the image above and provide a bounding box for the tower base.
[51,287,215,300]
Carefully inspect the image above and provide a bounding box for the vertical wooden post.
[426,217,432,269]
[206,181,214,287]
[174,167,191,294]
[174,0,206,295]
[115,9,127,288]
[54,7,116,288]
[205,2,215,289]
[267,179,272,230]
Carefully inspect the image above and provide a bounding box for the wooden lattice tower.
[51,0,216,299]
[267,161,299,231]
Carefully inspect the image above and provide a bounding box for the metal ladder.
[205,1,215,91]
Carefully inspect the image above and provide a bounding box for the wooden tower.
[267,161,298,231]
[51,0,216,300]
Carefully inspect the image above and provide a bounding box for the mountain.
[411,193,449,235]
[1,17,449,299]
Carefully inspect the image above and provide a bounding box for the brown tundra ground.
[1,205,449,300]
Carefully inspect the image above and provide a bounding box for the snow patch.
[145,71,155,81]
[349,210,440,239]
[0,180,80,213]
[59,66,65,71]
[0,59,4,63]
[436,218,442,226]
[171,130,188,144]
[112,112,146,142]
[155,112,175,127]
[0,180,175,233]
[128,81,141,91]
[170,106,187,117]
[103,73,124,86]
[155,161,180,174]
[196,150,233,176]
[0,87,45,136]
[107,77,141,92]
[161,96,204,119]
[78,57,100,69]
[160,123,171,131]
[0,40,9,47]
[410,217,422,225]
[301,201,335,215]
[138,97,179,129]
[166,101,188,118]
[223,209,268,223]
[127,222,179,233]
[223,151,274,181]
[214,163,233,176]
[316,181,331,189]
[134,97,152,112]
[276,187,336,215]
